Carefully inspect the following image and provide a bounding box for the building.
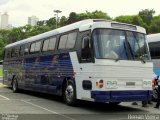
[28,16,39,26]
[1,12,9,29]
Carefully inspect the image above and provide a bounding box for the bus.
[3,19,153,105]
[147,33,160,76]
[147,33,160,101]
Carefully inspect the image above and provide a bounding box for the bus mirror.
[82,37,90,49]
[81,37,91,60]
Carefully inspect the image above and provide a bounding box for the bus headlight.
[106,80,118,89]
[143,80,152,88]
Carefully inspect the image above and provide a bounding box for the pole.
[54,10,62,28]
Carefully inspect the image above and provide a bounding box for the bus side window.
[20,46,24,56]
[4,49,11,59]
[11,47,20,58]
[81,36,92,61]
[19,44,29,56]
[24,44,29,55]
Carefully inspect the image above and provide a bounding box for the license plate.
[126,82,135,86]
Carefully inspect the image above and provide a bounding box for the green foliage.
[59,16,68,26]
[0,68,2,77]
[148,16,160,33]
[115,15,134,24]
[67,10,111,24]
[139,9,155,25]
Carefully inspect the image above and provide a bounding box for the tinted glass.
[66,32,77,49]
[43,40,49,51]
[48,37,56,50]
[59,34,67,49]
[30,43,35,53]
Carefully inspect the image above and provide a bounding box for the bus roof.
[5,19,145,49]
[147,33,160,43]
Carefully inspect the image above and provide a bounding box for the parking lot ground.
[0,80,160,120]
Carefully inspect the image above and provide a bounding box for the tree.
[67,12,78,24]
[46,17,56,29]
[115,15,134,24]
[0,29,11,60]
[138,9,155,25]
[37,20,46,26]
[86,10,111,19]
[59,16,68,26]
[148,16,160,34]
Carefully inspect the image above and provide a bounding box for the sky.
[0,0,160,27]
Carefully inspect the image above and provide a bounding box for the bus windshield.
[93,29,150,61]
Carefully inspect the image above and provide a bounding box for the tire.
[63,81,76,106]
[12,78,18,93]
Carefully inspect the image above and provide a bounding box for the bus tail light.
[96,79,104,89]
[99,80,104,88]
[152,79,155,89]
[158,80,160,86]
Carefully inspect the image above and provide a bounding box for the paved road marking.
[0,94,10,100]
[21,100,75,120]
[0,99,41,101]
[0,83,6,87]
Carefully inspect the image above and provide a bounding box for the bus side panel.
[3,59,22,87]
[69,52,93,100]
[24,53,75,95]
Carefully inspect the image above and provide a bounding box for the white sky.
[0,0,160,27]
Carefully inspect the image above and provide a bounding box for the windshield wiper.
[126,41,134,59]
[132,33,146,63]
[139,55,146,63]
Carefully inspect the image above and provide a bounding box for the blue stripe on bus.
[91,90,153,103]
[4,53,75,95]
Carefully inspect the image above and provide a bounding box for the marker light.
[96,79,104,89]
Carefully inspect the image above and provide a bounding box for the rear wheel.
[63,81,76,106]
[12,78,18,93]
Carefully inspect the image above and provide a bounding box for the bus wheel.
[63,81,76,106]
[12,78,18,93]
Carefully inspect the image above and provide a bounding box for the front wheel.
[63,81,76,106]
[12,78,18,93]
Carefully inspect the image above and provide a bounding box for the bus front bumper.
[91,90,153,103]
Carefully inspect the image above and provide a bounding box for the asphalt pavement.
[0,79,160,120]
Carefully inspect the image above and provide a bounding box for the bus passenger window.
[30,41,41,53]
[24,44,29,55]
[34,42,41,52]
[66,32,77,49]
[43,40,49,51]
[58,32,77,50]
[19,46,24,56]
[11,47,19,58]
[48,37,56,51]
[30,43,35,53]
[5,50,11,59]
[43,37,56,52]
[59,35,67,49]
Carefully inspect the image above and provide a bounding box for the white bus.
[3,19,153,105]
[147,33,160,76]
